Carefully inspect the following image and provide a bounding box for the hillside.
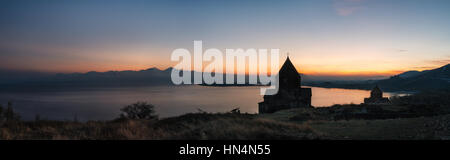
[377,64,450,91]
[306,64,450,92]
[2,106,449,140]
[0,113,319,140]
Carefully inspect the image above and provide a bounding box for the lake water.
[0,85,406,121]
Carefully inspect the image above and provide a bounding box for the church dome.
[278,56,301,89]
[370,85,383,98]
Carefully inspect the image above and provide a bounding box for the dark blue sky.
[0,0,449,75]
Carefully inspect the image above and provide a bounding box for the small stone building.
[258,56,312,113]
[363,85,391,105]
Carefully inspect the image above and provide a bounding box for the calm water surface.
[0,85,406,121]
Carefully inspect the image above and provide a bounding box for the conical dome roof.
[372,85,381,92]
[370,85,382,98]
[280,56,298,73]
[279,56,301,89]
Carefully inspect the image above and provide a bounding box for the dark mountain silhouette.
[0,70,54,85]
[48,67,173,86]
[304,64,450,92]
[0,67,173,90]
[1,64,448,92]
[376,64,450,91]
[397,70,424,78]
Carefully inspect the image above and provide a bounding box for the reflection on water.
[308,86,408,107]
[0,85,407,121]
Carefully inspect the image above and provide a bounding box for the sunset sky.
[0,0,449,77]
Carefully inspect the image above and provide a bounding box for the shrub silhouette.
[120,102,158,120]
[0,104,3,122]
[0,101,21,123]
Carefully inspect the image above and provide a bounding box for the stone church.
[363,85,391,105]
[258,56,312,113]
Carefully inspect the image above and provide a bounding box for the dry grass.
[2,111,448,140]
[306,118,433,140]
[259,107,450,140]
[0,113,319,140]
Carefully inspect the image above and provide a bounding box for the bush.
[0,101,21,123]
[0,104,3,122]
[119,102,158,120]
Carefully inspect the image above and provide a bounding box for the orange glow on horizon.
[5,60,439,78]
[170,62,407,77]
[2,41,446,77]
[298,69,405,77]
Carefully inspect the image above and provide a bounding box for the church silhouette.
[258,56,312,113]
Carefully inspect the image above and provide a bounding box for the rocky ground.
[259,106,450,140]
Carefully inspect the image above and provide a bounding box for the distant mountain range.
[376,64,450,91]
[0,64,449,92]
[306,64,450,92]
[0,68,173,90]
[396,70,423,78]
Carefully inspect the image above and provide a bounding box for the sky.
[0,0,449,77]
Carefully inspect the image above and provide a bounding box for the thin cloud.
[428,59,450,66]
[336,7,363,16]
[407,58,450,71]
[418,57,450,70]
[333,0,366,16]
[411,66,436,70]
[397,49,408,53]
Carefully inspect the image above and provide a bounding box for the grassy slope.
[260,108,450,140]
[2,108,449,140]
[308,118,431,140]
[0,113,318,140]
